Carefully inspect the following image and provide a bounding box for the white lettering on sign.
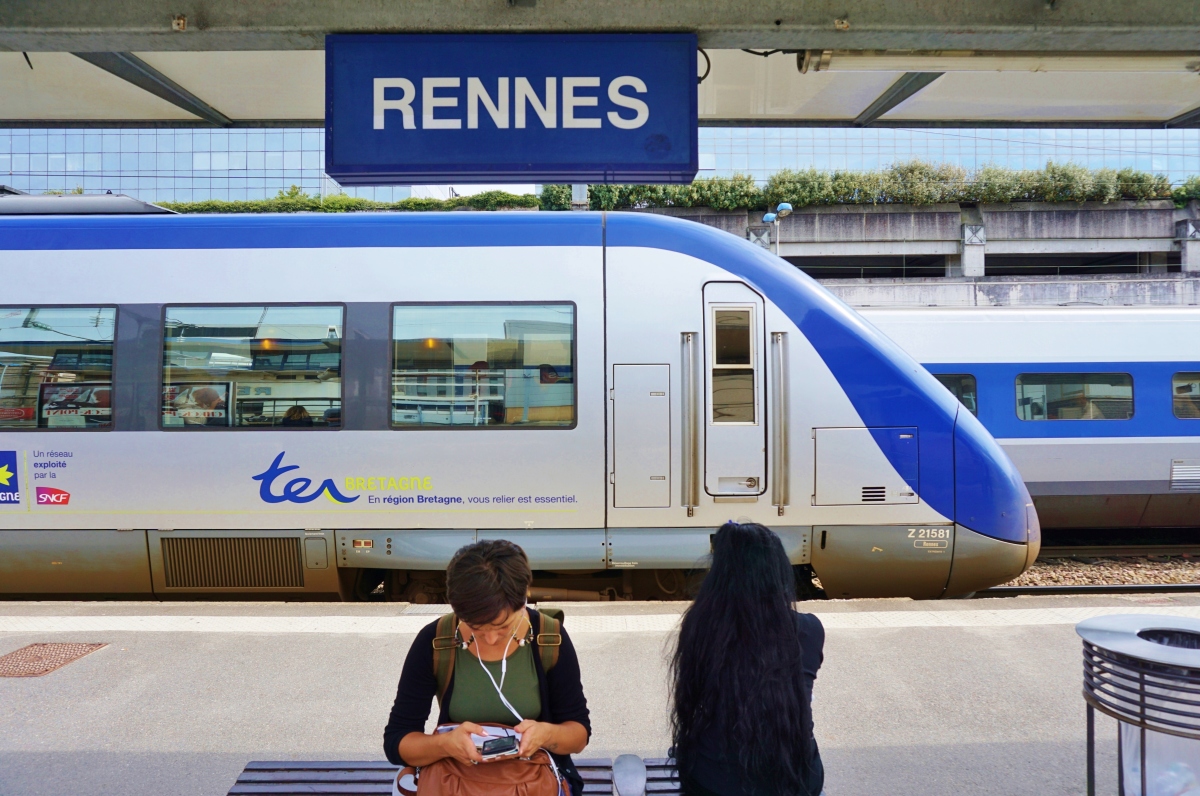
[607,76,649,129]
[515,77,556,129]
[373,76,649,131]
[373,78,416,129]
[467,77,509,129]
[423,77,461,129]
[562,77,601,129]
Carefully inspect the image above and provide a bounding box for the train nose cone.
[948,406,1040,596]
[946,520,1036,597]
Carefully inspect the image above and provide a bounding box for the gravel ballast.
[1004,556,1200,587]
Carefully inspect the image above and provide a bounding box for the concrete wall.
[641,199,1200,277]
[820,273,1200,308]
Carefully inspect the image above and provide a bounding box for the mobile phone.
[480,736,520,760]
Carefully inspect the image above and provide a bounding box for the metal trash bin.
[1077,614,1200,796]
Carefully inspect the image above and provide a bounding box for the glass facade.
[0,128,407,202]
[0,126,1197,201]
[698,127,1200,186]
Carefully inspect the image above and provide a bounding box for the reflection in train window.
[1174,373,1200,419]
[0,307,116,430]
[391,304,575,428]
[1016,373,1133,420]
[933,374,978,416]
[161,305,342,429]
[712,308,755,423]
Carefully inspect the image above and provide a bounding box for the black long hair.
[670,522,813,796]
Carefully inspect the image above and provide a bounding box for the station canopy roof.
[1,0,1199,129]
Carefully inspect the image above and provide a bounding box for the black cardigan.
[383,609,592,783]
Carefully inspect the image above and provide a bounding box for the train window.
[161,305,342,429]
[0,307,116,430]
[711,308,755,423]
[1174,373,1200,419]
[1016,373,1133,421]
[391,303,575,428]
[933,374,978,416]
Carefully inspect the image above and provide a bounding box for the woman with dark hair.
[383,539,591,794]
[671,522,825,796]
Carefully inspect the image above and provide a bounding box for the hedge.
[159,186,540,213]
[138,162,1196,214]
[543,161,1189,210]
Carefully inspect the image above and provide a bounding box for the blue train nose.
[947,406,1040,596]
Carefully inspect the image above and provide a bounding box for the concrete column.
[961,223,985,277]
[570,184,588,212]
[944,254,963,277]
[961,246,985,277]
[1138,251,1169,274]
[1179,220,1200,274]
[1184,240,1200,274]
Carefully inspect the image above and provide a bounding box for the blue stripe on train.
[0,212,603,250]
[924,362,1200,439]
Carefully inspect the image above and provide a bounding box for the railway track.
[980,582,1200,597]
[977,540,1200,596]
[1038,544,1200,560]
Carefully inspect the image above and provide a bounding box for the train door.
[703,282,767,497]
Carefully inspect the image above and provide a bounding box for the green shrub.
[1173,175,1200,207]
[161,185,539,214]
[538,185,572,211]
[764,168,831,208]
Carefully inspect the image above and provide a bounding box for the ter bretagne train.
[0,209,1037,601]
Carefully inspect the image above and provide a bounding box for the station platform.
[3,594,1198,796]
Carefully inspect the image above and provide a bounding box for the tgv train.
[863,307,1200,530]
[0,209,1036,601]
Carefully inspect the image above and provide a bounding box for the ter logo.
[0,451,20,504]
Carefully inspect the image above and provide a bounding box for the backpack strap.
[432,612,459,706]
[535,609,562,673]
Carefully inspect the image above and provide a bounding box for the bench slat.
[229,785,391,795]
[579,770,613,781]
[238,772,396,784]
[243,762,399,772]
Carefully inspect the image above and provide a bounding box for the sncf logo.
[36,487,70,506]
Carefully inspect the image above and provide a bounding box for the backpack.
[431,608,564,706]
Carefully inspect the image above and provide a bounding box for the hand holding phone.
[480,735,520,761]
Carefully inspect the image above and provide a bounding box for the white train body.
[0,211,1035,600]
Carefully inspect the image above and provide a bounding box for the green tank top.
[448,642,542,725]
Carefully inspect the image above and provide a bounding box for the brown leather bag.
[395,727,564,796]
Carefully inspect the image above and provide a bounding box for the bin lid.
[1076,614,1200,672]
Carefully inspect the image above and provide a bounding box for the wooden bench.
[227,755,678,796]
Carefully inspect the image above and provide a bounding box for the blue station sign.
[325,34,698,185]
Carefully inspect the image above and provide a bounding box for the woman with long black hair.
[670,521,825,796]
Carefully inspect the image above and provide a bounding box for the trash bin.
[1077,614,1200,796]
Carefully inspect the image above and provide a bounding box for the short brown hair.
[446,539,532,625]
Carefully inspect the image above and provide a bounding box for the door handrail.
[681,332,700,516]
[771,331,790,515]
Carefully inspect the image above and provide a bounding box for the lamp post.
[762,202,792,256]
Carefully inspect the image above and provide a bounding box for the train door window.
[1174,373,1200,419]
[933,373,978,416]
[0,307,116,430]
[711,308,755,423]
[391,303,575,428]
[1015,373,1133,420]
[161,305,343,429]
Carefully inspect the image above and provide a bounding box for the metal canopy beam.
[72,52,231,126]
[4,1,1200,51]
[1166,104,1200,129]
[854,72,944,126]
